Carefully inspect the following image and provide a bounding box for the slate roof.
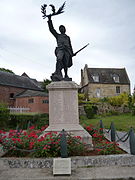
[15,90,48,98]
[0,71,42,91]
[87,68,130,84]
[21,72,42,87]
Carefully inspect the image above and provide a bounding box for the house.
[0,71,49,113]
[80,64,130,98]
[15,90,49,114]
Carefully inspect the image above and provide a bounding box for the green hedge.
[0,103,10,128]
[5,113,49,130]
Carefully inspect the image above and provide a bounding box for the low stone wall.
[79,105,86,116]
[79,103,130,116]
[97,103,130,115]
[1,154,135,168]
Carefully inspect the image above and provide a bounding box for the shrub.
[85,124,124,155]
[108,93,129,106]
[78,93,86,101]
[128,94,135,116]
[0,127,89,157]
[8,113,49,130]
[78,93,87,104]
[100,97,109,103]
[89,97,100,104]
[84,105,98,119]
[34,114,49,129]
[0,103,10,128]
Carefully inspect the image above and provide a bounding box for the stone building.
[0,71,49,113]
[80,64,130,98]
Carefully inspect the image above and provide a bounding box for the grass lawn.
[80,113,135,132]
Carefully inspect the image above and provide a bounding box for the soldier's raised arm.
[47,15,58,38]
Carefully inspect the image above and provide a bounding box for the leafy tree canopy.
[42,79,51,93]
[0,68,14,74]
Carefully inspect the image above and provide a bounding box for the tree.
[42,79,51,93]
[0,68,14,74]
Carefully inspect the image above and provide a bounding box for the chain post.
[16,125,20,135]
[129,128,135,155]
[110,122,116,142]
[99,120,104,134]
[60,129,68,158]
[27,121,31,129]
[16,124,19,131]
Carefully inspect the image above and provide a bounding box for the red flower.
[97,149,102,152]
[29,142,35,149]
[105,141,110,144]
[86,127,92,131]
[43,145,51,150]
[40,125,48,131]
[0,130,6,134]
[23,131,27,136]
[38,136,44,142]
[93,133,98,138]
[28,131,38,138]
[55,142,59,145]
[2,135,7,139]
[29,126,35,130]
[12,138,21,143]
[9,129,16,133]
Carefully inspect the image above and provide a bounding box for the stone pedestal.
[43,81,92,147]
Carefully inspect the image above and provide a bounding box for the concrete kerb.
[1,154,135,169]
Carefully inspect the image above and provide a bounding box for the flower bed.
[0,125,125,158]
[85,125,125,155]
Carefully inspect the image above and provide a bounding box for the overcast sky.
[0,0,135,92]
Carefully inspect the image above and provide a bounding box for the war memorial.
[0,2,135,179]
[41,2,92,149]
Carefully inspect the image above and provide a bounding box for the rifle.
[73,43,89,56]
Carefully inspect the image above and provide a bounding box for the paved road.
[0,165,135,180]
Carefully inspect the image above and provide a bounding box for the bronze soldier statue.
[41,2,89,81]
[47,15,75,81]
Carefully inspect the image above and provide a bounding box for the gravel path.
[104,130,130,153]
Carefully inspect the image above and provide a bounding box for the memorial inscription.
[53,158,71,175]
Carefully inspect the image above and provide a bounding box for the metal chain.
[116,131,130,143]
[65,133,90,147]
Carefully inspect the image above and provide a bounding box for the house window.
[10,93,14,99]
[113,74,119,83]
[28,98,34,103]
[42,100,49,104]
[96,88,101,98]
[92,74,99,82]
[116,86,120,94]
